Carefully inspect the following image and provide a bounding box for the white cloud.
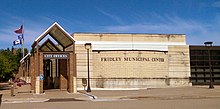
[99,15,220,45]
[1,11,220,51]
[212,1,220,8]
[0,14,54,50]
[96,8,124,25]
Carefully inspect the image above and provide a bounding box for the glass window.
[190,56,197,60]
[212,61,220,66]
[204,56,209,60]
[212,56,220,60]
[197,61,204,66]
[211,50,220,55]
[197,56,204,60]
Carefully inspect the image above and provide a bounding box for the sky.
[0,0,220,51]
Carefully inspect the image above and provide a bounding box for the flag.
[14,25,23,34]
[13,39,22,46]
[18,34,24,40]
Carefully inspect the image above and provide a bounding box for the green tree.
[0,48,21,82]
[16,48,28,61]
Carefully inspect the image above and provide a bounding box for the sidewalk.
[1,89,91,103]
[1,86,220,103]
[84,86,220,100]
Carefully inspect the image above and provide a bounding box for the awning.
[32,22,75,49]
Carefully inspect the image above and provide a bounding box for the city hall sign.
[100,57,165,62]
[44,53,69,59]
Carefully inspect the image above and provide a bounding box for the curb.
[78,91,97,99]
[2,98,49,103]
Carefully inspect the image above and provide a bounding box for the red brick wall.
[59,59,68,90]
[30,56,35,90]
[39,53,44,93]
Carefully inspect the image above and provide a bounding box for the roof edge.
[20,53,31,63]
[72,32,186,36]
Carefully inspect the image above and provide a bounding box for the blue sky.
[0,0,220,51]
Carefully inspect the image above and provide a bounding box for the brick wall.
[59,59,68,90]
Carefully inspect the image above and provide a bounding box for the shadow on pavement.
[47,98,84,102]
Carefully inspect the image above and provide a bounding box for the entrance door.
[43,53,70,91]
[43,59,60,90]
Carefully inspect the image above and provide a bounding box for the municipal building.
[18,22,220,94]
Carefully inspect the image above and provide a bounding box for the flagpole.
[20,23,25,81]
[22,24,24,58]
[22,39,24,58]
[14,24,25,79]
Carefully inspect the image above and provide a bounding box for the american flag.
[14,25,23,34]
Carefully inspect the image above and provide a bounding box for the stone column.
[68,53,73,93]
[69,53,77,93]
[35,76,40,94]
[34,52,44,94]
[73,53,77,93]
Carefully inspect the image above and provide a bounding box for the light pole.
[204,41,214,89]
[85,43,92,92]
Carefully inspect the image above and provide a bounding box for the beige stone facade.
[73,33,191,88]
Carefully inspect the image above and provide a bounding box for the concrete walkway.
[1,86,220,104]
[87,86,220,101]
[1,90,92,103]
